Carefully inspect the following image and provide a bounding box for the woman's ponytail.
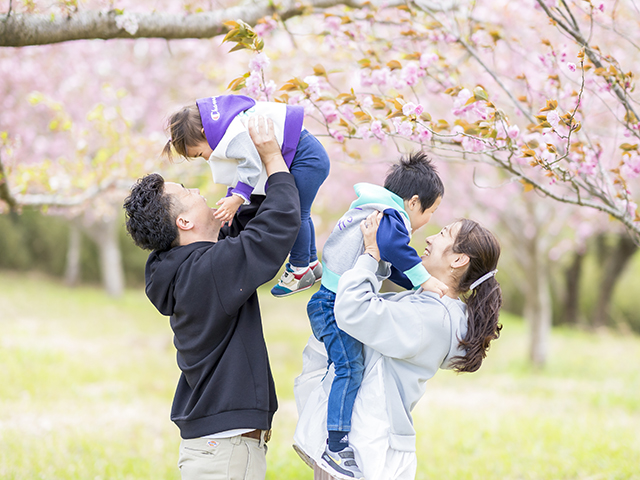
[449,219,503,373]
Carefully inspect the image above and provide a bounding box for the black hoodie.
[145,172,300,439]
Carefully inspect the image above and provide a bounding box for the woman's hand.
[247,115,287,176]
[360,211,383,262]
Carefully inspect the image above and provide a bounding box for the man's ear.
[176,213,194,232]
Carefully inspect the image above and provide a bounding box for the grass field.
[0,271,639,479]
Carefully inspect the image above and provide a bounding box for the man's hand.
[247,115,288,176]
[421,276,449,298]
[214,194,244,226]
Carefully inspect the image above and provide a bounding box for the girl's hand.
[214,194,244,226]
[360,211,383,262]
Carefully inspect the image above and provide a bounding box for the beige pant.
[178,434,268,480]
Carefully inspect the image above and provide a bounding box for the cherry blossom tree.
[1,0,639,361]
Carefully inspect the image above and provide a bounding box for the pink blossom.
[244,72,262,98]
[330,129,345,143]
[358,70,374,88]
[567,62,577,73]
[598,3,605,12]
[402,102,424,116]
[393,119,413,137]
[320,101,339,123]
[419,52,438,69]
[356,125,373,140]
[452,88,473,116]
[370,120,385,139]
[361,96,374,109]
[371,68,390,87]
[338,104,355,121]
[401,62,421,87]
[324,16,342,34]
[508,125,520,139]
[462,135,485,152]
[263,80,276,98]
[254,18,278,37]
[303,76,321,99]
[546,110,560,129]
[248,52,270,73]
[621,154,640,179]
[413,124,432,143]
[115,12,139,36]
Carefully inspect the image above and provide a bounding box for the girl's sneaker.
[310,260,323,283]
[271,264,315,297]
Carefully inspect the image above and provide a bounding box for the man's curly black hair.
[123,173,180,251]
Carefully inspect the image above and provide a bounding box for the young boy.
[307,152,447,480]
[162,95,330,297]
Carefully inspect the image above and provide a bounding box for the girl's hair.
[449,219,503,373]
[161,105,206,162]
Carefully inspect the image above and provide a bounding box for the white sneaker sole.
[317,456,364,480]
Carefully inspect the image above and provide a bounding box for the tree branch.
[0,0,361,47]
[535,0,640,128]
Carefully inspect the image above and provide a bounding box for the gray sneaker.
[318,445,364,480]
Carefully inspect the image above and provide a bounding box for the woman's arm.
[335,212,446,359]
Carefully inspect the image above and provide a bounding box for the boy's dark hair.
[123,173,181,251]
[161,104,206,162]
[383,151,444,211]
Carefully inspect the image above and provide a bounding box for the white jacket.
[294,254,468,479]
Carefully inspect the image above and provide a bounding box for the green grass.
[0,272,639,479]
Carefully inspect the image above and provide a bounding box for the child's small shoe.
[271,264,315,297]
[310,260,323,283]
[318,445,364,480]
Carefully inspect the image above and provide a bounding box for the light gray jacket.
[335,254,468,450]
[293,254,470,478]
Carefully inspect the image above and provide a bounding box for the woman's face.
[421,221,461,275]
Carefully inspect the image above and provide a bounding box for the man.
[123,117,301,479]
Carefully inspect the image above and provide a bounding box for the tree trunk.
[85,215,125,297]
[592,232,638,328]
[562,250,584,325]
[64,222,81,287]
[523,247,552,368]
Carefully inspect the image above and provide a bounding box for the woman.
[294,212,503,480]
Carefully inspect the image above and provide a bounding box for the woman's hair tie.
[470,269,498,290]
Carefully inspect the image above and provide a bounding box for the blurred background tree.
[1,0,639,367]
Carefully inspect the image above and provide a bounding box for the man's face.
[164,182,221,237]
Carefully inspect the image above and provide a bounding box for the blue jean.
[307,285,364,432]
[288,131,330,267]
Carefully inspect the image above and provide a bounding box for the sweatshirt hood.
[350,183,409,222]
[145,242,211,316]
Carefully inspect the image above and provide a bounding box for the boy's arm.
[388,265,413,290]
[377,209,431,288]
